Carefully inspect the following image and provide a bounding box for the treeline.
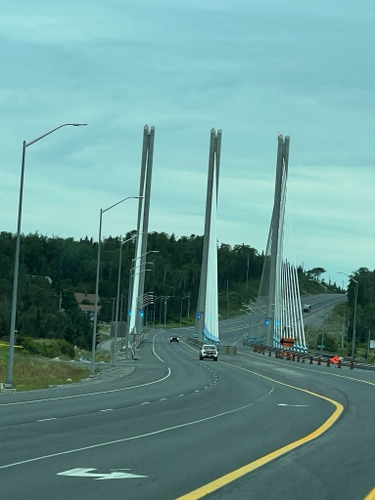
[0,231,264,348]
[2,230,362,352]
[341,267,375,346]
[301,267,375,355]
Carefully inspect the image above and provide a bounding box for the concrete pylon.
[265,135,290,347]
[195,129,222,343]
[126,126,155,354]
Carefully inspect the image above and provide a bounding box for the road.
[1,318,375,500]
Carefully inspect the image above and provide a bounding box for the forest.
[0,230,372,353]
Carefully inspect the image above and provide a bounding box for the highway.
[1,309,375,500]
[211,292,346,346]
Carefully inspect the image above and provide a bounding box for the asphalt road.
[1,323,374,499]
[213,293,346,346]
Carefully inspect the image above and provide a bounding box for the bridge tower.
[258,135,306,351]
[127,126,155,349]
[195,129,222,343]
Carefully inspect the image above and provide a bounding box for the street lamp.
[339,272,358,361]
[164,296,174,327]
[227,292,236,319]
[5,123,87,388]
[154,296,165,326]
[309,279,327,353]
[90,196,142,377]
[112,235,137,367]
[180,294,190,326]
[124,250,159,359]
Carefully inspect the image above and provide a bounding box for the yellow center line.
[365,487,375,499]
[176,361,343,500]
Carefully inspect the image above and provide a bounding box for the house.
[74,292,101,318]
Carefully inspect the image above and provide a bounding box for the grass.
[0,350,90,391]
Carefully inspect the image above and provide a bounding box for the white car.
[199,344,218,361]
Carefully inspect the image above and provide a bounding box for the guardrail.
[242,340,375,371]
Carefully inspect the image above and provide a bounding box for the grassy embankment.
[0,348,91,391]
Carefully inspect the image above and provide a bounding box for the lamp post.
[154,296,165,326]
[112,235,137,367]
[90,196,141,377]
[309,279,327,353]
[339,272,358,361]
[227,292,236,320]
[124,250,159,359]
[164,296,174,327]
[180,294,190,326]
[5,123,87,388]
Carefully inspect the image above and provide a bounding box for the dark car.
[170,336,179,343]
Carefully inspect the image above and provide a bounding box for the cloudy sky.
[1,0,374,287]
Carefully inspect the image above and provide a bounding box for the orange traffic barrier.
[309,356,313,364]
[338,359,341,368]
[317,357,321,366]
[326,358,330,367]
[350,360,354,369]
[268,348,272,356]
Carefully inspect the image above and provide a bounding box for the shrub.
[20,337,75,359]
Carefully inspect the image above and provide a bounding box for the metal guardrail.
[242,340,375,371]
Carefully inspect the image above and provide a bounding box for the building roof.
[78,304,101,313]
[74,292,99,305]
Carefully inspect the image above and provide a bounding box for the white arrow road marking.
[57,468,147,480]
[277,404,309,407]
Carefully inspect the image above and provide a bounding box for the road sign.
[57,468,147,480]
[317,345,325,348]
[370,340,375,349]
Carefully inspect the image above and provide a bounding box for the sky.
[1,0,375,288]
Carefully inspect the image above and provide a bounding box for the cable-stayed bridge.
[256,135,307,351]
